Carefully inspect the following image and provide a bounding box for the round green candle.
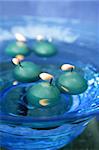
[57,71,88,95]
[33,41,57,57]
[27,82,60,107]
[13,61,41,82]
[5,42,29,57]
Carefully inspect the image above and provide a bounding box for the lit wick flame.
[39,73,53,81]
[36,35,44,41]
[61,64,75,71]
[12,56,24,68]
[15,33,26,42]
[12,54,24,65]
[12,58,20,65]
[16,55,24,61]
[13,81,18,85]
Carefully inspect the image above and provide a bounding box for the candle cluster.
[4,33,88,117]
[5,33,57,57]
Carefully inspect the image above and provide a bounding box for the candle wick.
[19,61,23,68]
[49,78,53,85]
[71,67,73,72]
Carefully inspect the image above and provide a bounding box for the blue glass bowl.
[0,17,99,150]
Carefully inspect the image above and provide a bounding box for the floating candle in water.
[57,64,88,95]
[33,40,57,57]
[12,58,41,82]
[27,73,60,107]
[5,33,30,57]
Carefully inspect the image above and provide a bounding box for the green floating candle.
[27,82,60,108]
[57,64,88,95]
[5,41,29,57]
[6,33,30,57]
[33,40,57,57]
[13,61,41,83]
[27,73,60,107]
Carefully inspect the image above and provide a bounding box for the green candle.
[57,64,88,95]
[57,71,88,95]
[5,42,29,57]
[13,61,41,82]
[33,40,57,57]
[27,82,60,108]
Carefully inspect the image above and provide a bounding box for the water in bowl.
[0,39,99,150]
